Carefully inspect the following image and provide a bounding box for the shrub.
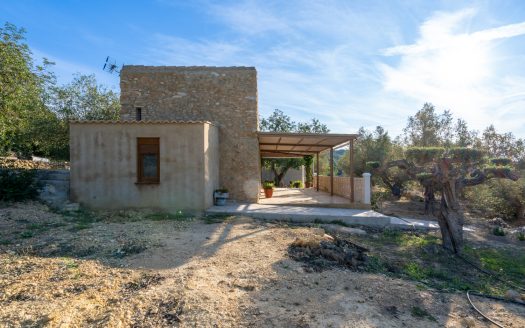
[490,158,512,166]
[448,147,484,163]
[290,180,304,188]
[366,161,381,170]
[263,180,274,189]
[465,178,524,221]
[405,147,445,164]
[303,155,314,185]
[517,232,525,241]
[0,169,39,201]
[492,226,506,236]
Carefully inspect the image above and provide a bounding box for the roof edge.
[257,132,359,138]
[69,120,215,126]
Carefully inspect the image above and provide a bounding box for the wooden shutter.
[137,137,160,184]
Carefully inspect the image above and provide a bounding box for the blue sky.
[2,0,525,137]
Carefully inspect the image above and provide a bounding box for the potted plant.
[214,188,229,206]
[263,180,274,198]
[303,155,314,188]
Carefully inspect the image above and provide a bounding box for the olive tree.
[374,147,519,253]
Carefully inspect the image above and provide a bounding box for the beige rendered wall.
[69,122,218,212]
[204,123,220,208]
[120,66,260,202]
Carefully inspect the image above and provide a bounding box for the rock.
[461,316,477,327]
[488,217,510,228]
[322,234,334,241]
[322,224,367,236]
[62,202,80,212]
[505,289,522,301]
[311,228,325,236]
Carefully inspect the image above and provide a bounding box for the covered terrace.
[258,132,359,205]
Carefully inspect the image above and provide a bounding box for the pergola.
[257,132,359,202]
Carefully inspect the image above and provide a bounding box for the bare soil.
[0,202,524,327]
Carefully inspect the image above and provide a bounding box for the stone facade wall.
[120,66,260,202]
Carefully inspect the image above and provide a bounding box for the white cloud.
[380,9,525,136]
[145,2,525,138]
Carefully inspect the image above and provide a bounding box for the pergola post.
[316,152,320,192]
[350,138,355,203]
[330,147,334,196]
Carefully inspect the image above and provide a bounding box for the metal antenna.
[102,56,122,75]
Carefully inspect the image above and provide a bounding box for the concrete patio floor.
[206,203,440,230]
[258,187,361,208]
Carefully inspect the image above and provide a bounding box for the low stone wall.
[36,170,70,206]
[0,168,70,206]
[313,175,365,203]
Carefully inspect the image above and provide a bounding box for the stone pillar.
[363,172,371,205]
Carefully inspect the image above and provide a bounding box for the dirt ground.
[1,202,524,327]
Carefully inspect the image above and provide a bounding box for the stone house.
[70,66,260,211]
[70,65,362,212]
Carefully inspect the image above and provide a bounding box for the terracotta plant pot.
[264,188,273,198]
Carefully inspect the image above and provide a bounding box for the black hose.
[467,291,505,328]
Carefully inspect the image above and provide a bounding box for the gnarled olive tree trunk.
[437,179,464,253]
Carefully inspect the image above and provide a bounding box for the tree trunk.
[437,179,464,253]
[271,163,289,187]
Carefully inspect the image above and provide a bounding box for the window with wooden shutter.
[137,138,160,184]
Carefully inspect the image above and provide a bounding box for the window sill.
[135,181,160,185]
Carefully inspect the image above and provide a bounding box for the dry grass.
[1,202,524,327]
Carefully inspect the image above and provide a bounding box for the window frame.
[136,107,142,121]
[136,137,160,184]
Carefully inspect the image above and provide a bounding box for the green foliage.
[263,180,274,189]
[405,147,445,163]
[289,180,304,188]
[338,126,400,177]
[0,169,39,201]
[464,246,525,282]
[0,22,60,158]
[448,147,484,163]
[411,306,436,321]
[402,103,454,147]
[0,22,119,160]
[19,230,34,239]
[303,155,313,185]
[492,227,506,236]
[483,165,512,176]
[416,172,433,181]
[260,109,329,185]
[145,211,191,221]
[482,125,525,162]
[50,74,120,121]
[517,232,525,241]
[356,231,524,295]
[404,262,427,280]
[365,161,380,169]
[490,158,512,166]
[465,178,525,220]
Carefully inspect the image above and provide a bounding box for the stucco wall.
[119,66,260,202]
[69,121,218,212]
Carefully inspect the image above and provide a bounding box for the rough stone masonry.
[119,66,261,202]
